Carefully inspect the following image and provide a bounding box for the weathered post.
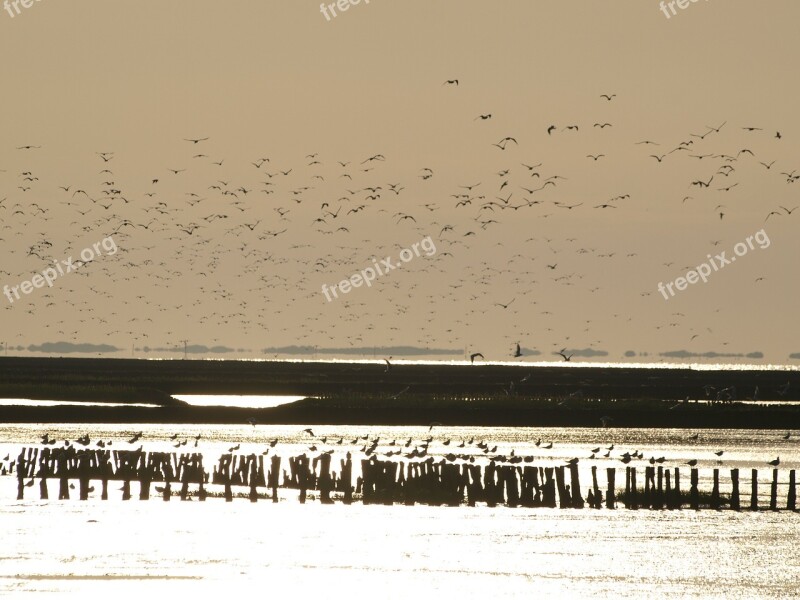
[664,469,672,509]
[505,466,520,508]
[770,469,778,511]
[318,452,333,504]
[655,466,664,509]
[673,468,681,509]
[16,450,26,500]
[750,469,758,511]
[39,448,50,500]
[624,466,631,502]
[787,470,796,511]
[484,462,497,508]
[591,466,601,509]
[180,456,190,501]
[629,467,638,510]
[555,466,569,508]
[341,453,353,505]
[606,467,616,509]
[162,455,173,502]
[270,455,281,503]
[78,451,91,501]
[689,468,699,510]
[139,453,152,501]
[297,454,309,504]
[249,456,259,503]
[730,468,740,511]
[98,451,110,500]
[569,464,584,508]
[223,458,233,502]
[711,469,720,510]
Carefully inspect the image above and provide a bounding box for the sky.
[0,0,798,363]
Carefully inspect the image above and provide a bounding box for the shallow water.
[1,424,798,598]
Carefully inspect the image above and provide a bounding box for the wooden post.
[730,468,740,511]
[99,451,110,501]
[341,453,353,505]
[591,466,601,509]
[122,480,131,501]
[655,467,664,509]
[223,459,233,502]
[318,453,333,504]
[484,463,497,507]
[750,469,758,511]
[58,452,70,500]
[249,456,259,503]
[629,468,638,509]
[555,466,569,508]
[787,470,796,511]
[673,468,681,509]
[770,469,778,511]
[711,469,720,510]
[16,450,25,500]
[162,455,172,501]
[624,467,631,508]
[643,467,652,508]
[689,468,699,510]
[180,456,190,501]
[270,455,281,503]
[139,454,151,501]
[569,464,584,508]
[664,469,672,509]
[78,452,90,501]
[606,468,615,509]
[297,455,309,504]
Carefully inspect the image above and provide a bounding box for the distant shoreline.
[0,356,797,428]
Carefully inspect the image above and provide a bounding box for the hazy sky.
[1,1,799,363]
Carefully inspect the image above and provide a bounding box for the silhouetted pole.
[320,453,334,504]
[689,469,699,510]
[297,455,309,504]
[770,469,778,511]
[249,456,259,503]
[569,464,584,508]
[750,469,758,511]
[710,469,720,510]
[270,455,281,502]
[341,453,353,504]
[555,466,569,508]
[606,468,616,509]
[787,470,796,511]
[16,450,25,500]
[78,452,90,500]
[655,466,664,509]
[730,468,740,511]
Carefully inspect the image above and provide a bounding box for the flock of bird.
[0,427,790,477]
[1,83,797,359]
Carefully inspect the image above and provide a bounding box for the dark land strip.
[0,357,798,427]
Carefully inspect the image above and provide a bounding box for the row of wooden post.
[12,447,799,510]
